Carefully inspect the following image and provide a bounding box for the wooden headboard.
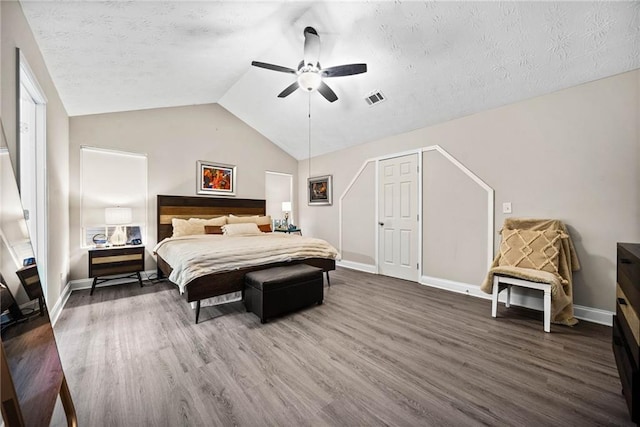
[157,195,266,242]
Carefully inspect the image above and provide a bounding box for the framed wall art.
[308,175,332,205]
[197,160,236,196]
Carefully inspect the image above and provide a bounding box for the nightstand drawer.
[89,246,145,278]
[618,284,640,345]
[618,244,640,309]
[15,264,42,300]
[617,297,640,367]
[614,316,640,422]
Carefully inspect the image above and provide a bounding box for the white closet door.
[378,154,419,281]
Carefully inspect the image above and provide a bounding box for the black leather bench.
[244,264,324,323]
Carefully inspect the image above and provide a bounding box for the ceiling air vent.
[365,90,386,106]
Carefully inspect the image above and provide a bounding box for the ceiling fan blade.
[251,61,297,74]
[303,26,320,67]
[317,81,338,103]
[321,63,367,78]
[277,81,300,98]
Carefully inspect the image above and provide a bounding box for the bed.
[154,195,337,322]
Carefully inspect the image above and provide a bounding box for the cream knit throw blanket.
[480,218,581,326]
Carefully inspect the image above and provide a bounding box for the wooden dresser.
[613,242,640,422]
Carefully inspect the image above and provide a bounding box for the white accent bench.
[491,275,552,333]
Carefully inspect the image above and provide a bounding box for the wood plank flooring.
[51,268,632,426]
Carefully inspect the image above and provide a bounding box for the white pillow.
[172,218,198,237]
[222,222,262,236]
[190,216,227,226]
[172,216,227,237]
[227,214,257,224]
[227,214,271,225]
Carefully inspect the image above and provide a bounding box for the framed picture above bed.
[197,160,236,196]
[308,175,332,206]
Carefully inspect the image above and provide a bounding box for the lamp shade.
[281,202,292,212]
[105,207,132,225]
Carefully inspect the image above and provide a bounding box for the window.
[265,172,293,227]
[80,147,147,247]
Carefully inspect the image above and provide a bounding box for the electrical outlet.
[502,202,512,214]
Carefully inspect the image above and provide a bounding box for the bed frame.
[156,195,335,323]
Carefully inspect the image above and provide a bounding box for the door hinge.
[417,214,419,221]
[417,263,419,270]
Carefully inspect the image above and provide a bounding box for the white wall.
[341,162,376,266]
[69,103,298,280]
[299,69,640,313]
[422,150,487,286]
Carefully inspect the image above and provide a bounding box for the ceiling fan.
[251,26,367,103]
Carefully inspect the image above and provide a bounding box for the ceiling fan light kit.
[298,68,322,92]
[252,26,367,102]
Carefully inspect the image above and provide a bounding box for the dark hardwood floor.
[52,267,631,426]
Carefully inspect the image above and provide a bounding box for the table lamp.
[105,207,132,246]
[281,201,291,228]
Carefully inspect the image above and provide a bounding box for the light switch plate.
[502,202,512,214]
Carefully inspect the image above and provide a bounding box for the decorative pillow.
[498,228,565,274]
[204,225,223,234]
[222,222,262,236]
[258,224,272,233]
[172,216,227,237]
[255,215,272,226]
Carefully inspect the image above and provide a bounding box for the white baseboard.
[574,305,613,326]
[50,282,72,326]
[419,275,614,327]
[69,269,158,292]
[420,275,488,299]
[336,260,377,274]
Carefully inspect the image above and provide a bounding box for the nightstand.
[15,264,44,315]
[274,228,302,235]
[88,245,145,295]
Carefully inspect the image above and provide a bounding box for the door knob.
[378,222,384,226]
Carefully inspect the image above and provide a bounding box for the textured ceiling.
[19,1,640,159]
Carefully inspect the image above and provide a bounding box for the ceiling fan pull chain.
[308,93,312,179]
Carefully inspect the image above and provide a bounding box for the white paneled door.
[378,154,419,282]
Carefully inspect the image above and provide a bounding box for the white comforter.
[153,233,339,293]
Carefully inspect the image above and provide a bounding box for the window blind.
[80,147,147,245]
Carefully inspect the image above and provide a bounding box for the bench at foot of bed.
[244,264,324,324]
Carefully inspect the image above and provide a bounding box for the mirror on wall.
[1,119,75,424]
[1,145,41,318]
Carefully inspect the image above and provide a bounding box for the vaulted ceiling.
[19,1,640,159]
